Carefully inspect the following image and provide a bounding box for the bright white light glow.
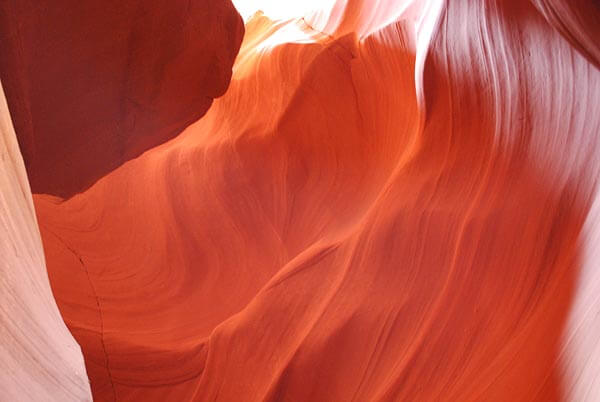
[231,0,326,22]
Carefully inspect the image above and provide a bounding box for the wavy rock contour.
[3,0,600,401]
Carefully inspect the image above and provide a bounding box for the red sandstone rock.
[0,0,244,197]
[3,0,600,401]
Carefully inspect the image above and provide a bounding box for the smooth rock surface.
[32,0,600,400]
[0,80,91,401]
[2,0,599,400]
[0,0,244,197]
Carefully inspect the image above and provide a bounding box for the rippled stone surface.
[3,0,600,400]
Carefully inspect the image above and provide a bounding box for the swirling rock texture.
[2,0,600,401]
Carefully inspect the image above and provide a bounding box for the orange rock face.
[3,0,600,401]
